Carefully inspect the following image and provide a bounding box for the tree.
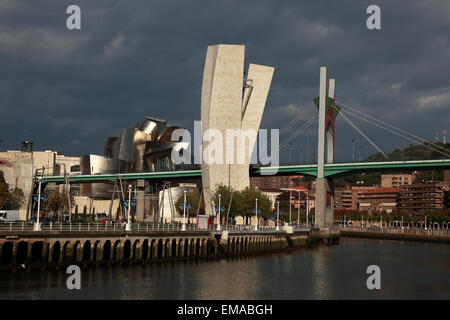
[0,172,9,209]
[74,205,79,222]
[277,200,301,223]
[82,205,87,222]
[8,188,25,210]
[47,188,75,216]
[175,188,204,219]
[210,184,239,225]
[234,186,271,225]
[0,170,25,210]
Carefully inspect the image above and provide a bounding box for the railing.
[0,222,195,232]
[0,221,309,233]
[338,225,450,237]
[334,220,449,231]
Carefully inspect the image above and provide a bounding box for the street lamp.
[125,184,132,231]
[254,198,258,231]
[297,191,300,226]
[276,200,280,231]
[182,190,187,231]
[289,142,292,165]
[289,189,292,226]
[306,191,309,227]
[352,138,355,161]
[217,194,221,231]
[33,177,42,231]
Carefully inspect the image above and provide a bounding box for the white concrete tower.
[200,44,274,214]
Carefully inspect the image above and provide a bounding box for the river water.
[0,238,449,300]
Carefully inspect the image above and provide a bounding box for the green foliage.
[366,142,450,162]
[334,142,450,187]
[210,184,239,224]
[178,185,273,225]
[47,188,75,213]
[335,208,450,223]
[231,186,272,224]
[82,205,87,222]
[131,206,136,223]
[8,188,25,210]
[175,188,205,217]
[276,200,302,223]
[0,171,25,210]
[414,170,443,182]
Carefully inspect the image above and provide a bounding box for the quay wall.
[341,227,450,244]
[0,229,331,272]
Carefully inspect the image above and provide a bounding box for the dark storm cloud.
[0,0,449,163]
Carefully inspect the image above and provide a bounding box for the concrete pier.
[341,227,450,244]
[0,229,334,272]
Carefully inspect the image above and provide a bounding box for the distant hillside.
[365,142,450,162]
[334,142,450,187]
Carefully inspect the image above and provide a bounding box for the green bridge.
[38,159,450,183]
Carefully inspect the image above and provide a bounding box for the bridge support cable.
[279,113,319,150]
[339,106,450,158]
[108,178,118,222]
[337,100,450,155]
[339,111,389,159]
[268,105,315,145]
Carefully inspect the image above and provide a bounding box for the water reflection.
[0,238,449,300]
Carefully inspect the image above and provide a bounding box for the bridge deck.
[38,159,450,183]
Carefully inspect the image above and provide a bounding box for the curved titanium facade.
[80,116,190,199]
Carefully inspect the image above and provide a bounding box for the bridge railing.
[0,222,194,232]
[0,222,295,233]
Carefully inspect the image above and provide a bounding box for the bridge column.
[90,243,96,262]
[136,180,145,222]
[48,243,54,264]
[202,239,207,256]
[315,179,334,229]
[119,243,125,261]
[65,243,74,263]
[58,244,65,264]
[76,243,83,263]
[152,241,158,259]
[42,242,49,265]
[175,240,179,257]
[96,244,104,263]
[25,241,32,263]
[179,240,185,257]
[316,67,336,229]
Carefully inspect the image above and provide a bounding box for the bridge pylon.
[315,67,337,229]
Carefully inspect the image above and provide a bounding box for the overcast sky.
[0,0,449,163]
